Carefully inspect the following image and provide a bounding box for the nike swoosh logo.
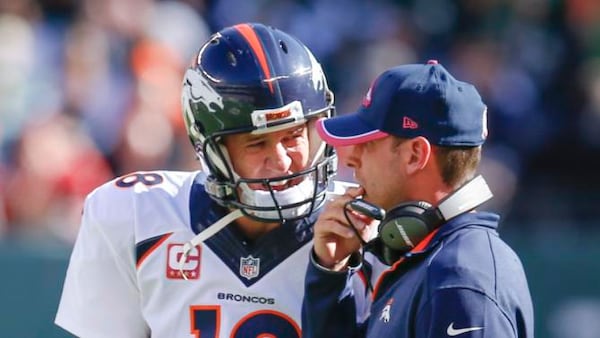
[447,322,484,336]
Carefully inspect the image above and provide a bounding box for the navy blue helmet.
[182,22,336,222]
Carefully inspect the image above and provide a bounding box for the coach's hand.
[313,186,376,271]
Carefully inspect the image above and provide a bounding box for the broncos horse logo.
[181,69,225,139]
[182,69,225,140]
[183,69,224,114]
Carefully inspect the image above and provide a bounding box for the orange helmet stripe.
[234,23,275,93]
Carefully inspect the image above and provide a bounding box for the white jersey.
[55,170,325,338]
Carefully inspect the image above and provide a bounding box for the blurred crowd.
[1,0,599,243]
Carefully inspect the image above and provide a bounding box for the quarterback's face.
[223,124,310,191]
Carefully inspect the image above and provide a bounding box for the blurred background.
[0,0,599,337]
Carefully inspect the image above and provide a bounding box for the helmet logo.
[251,101,304,130]
[265,110,292,121]
[184,69,224,113]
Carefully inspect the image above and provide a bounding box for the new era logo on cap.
[316,61,487,147]
[403,117,418,129]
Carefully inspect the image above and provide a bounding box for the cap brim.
[316,114,389,147]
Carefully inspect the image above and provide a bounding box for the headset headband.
[437,175,493,221]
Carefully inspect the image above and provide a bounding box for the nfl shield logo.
[240,255,260,280]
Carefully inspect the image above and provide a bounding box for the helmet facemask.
[200,107,336,223]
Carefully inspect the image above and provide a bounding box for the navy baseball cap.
[317,60,488,147]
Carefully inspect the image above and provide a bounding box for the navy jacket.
[303,212,534,337]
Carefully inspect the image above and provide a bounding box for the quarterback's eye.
[247,140,265,149]
[282,134,302,145]
[284,126,305,141]
[291,126,305,137]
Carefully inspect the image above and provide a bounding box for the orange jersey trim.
[136,232,173,269]
[372,228,440,299]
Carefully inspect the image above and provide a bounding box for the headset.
[346,175,493,264]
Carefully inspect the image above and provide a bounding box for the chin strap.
[179,209,244,280]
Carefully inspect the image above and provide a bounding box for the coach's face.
[339,136,410,211]
[223,124,310,191]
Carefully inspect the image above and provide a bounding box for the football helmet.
[181,23,336,222]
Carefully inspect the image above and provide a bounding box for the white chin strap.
[239,177,315,220]
[179,209,243,280]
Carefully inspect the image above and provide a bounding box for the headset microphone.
[347,199,386,221]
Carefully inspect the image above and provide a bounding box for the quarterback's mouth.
[261,177,303,191]
[266,181,289,191]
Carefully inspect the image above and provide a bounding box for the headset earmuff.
[375,175,493,265]
[378,201,443,253]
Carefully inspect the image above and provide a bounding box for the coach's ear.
[404,136,431,175]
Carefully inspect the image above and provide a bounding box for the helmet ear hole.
[227,51,237,66]
[279,40,288,53]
